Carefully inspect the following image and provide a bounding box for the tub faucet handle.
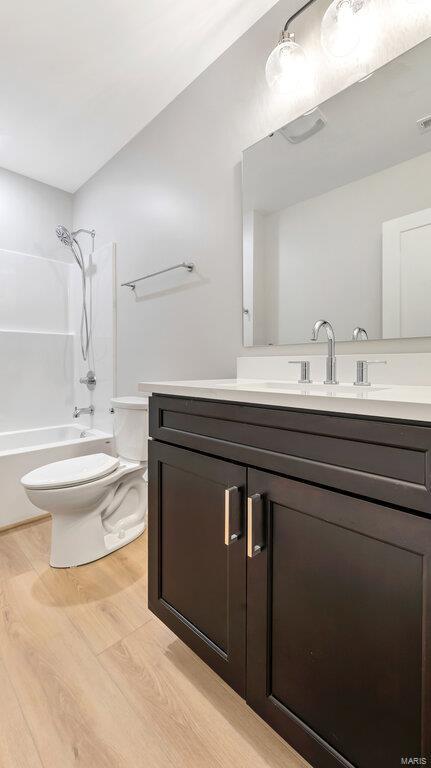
[73,405,95,419]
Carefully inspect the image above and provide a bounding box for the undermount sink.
[237,381,388,394]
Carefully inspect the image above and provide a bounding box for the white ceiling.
[0,0,280,193]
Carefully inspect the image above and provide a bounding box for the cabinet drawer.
[149,394,431,514]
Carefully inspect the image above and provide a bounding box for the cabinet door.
[148,440,247,695]
[247,469,431,768]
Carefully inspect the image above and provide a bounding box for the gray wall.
[0,167,72,259]
[73,0,431,393]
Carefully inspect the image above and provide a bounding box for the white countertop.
[138,378,431,422]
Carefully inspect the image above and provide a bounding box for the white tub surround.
[0,249,75,432]
[0,243,116,436]
[139,353,431,423]
[0,425,112,528]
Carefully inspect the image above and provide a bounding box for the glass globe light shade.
[321,0,364,58]
[265,37,309,94]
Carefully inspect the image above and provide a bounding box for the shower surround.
[0,244,116,527]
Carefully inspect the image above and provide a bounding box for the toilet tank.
[111,396,149,462]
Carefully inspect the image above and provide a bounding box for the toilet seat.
[22,453,120,491]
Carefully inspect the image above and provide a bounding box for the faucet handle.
[79,370,97,390]
[289,360,312,384]
[354,360,387,387]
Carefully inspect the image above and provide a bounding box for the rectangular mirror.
[242,37,431,347]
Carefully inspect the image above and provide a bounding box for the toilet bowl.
[21,396,149,568]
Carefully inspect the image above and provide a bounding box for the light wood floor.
[0,518,311,768]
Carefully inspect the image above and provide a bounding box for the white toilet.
[21,396,149,568]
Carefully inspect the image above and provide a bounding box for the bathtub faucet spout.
[73,405,95,419]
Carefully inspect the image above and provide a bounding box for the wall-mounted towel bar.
[121,261,195,290]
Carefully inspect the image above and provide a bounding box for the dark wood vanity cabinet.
[148,394,431,768]
[247,469,431,768]
[148,440,247,695]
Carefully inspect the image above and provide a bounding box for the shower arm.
[73,228,96,239]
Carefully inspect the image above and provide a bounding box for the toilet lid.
[21,453,120,490]
[111,396,149,410]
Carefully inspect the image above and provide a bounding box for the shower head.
[55,225,74,247]
[55,224,84,273]
[56,225,95,246]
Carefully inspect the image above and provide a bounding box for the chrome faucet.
[311,320,338,385]
[352,326,368,341]
[73,405,95,419]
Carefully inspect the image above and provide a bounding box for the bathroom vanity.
[141,34,431,766]
[142,371,431,768]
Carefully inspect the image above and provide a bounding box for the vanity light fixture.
[265,0,317,94]
[321,0,368,58]
[266,0,369,92]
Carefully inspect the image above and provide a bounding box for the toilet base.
[50,519,146,569]
[44,467,148,568]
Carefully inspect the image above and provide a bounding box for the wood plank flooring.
[0,518,311,768]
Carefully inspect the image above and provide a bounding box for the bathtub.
[0,424,114,528]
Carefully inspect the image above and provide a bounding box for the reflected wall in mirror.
[242,37,431,347]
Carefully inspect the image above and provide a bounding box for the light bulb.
[265,36,309,94]
[321,0,365,58]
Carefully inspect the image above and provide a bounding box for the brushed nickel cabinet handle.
[247,494,264,558]
[225,486,241,545]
